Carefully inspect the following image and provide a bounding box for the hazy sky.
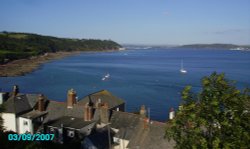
[0,0,250,45]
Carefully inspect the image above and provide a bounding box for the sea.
[1,47,250,122]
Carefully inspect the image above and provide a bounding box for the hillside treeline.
[0,32,121,64]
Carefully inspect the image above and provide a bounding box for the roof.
[110,111,142,140]
[110,111,175,149]
[127,121,175,149]
[78,90,124,109]
[110,111,141,130]
[20,110,47,119]
[46,116,94,129]
[3,94,43,114]
[114,127,135,140]
[43,100,87,124]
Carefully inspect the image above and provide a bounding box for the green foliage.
[166,72,250,149]
[0,32,121,64]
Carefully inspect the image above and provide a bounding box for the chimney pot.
[84,103,93,121]
[67,89,77,108]
[13,85,19,96]
[140,105,147,117]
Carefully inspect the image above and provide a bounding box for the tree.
[166,72,250,149]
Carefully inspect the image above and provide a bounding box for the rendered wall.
[18,117,33,134]
[2,113,17,132]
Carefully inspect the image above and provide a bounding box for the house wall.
[113,137,129,149]
[0,93,3,104]
[1,113,17,132]
[18,117,33,134]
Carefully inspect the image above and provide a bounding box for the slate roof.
[20,110,47,119]
[110,111,175,149]
[110,111,141,130]
[3,94,43,115]
[114,127,135,140]
[127,121,175,149]
[46,116,94,129]
[43,100,87,124]
[78,90,124,109]
[110,111,143,140]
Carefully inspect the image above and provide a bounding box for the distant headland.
[123,43,250,51]
[0,31,122,77]
[177,43,250,50]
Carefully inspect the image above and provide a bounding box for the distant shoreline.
[0,51,82,77]
[0,49,122,77]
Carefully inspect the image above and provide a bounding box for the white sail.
[180,60,187,73]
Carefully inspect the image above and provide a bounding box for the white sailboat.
[180,60,187,74]
[102,73,110,81]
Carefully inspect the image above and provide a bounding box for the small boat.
[102,73,110,81]
[105,73,110,78]
[180,60,187,74]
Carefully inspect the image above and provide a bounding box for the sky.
[0,0,250,45]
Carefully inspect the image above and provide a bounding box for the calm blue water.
[1,48,250,121]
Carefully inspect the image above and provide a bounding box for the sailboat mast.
[181,60,183,69]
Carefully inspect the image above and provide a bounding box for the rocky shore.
[0,51,81,77]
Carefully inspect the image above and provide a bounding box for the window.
[67,130,75,138]
[114,137,120,143]
[50,127,55,132]
[23,120,28,126]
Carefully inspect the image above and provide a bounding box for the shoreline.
[0,51,82,77]
[0,49,121,77]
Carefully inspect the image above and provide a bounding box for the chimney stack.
[169,107,175,120]
[38,94,45,112]
[13,85,19,96]
[95,98,102,108]
[100,103,109,124]
[84,103,93,121]
[67,89,76,108]
[140,105,147,118]
[143,117,149,129]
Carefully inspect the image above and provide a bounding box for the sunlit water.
[1,48,250,121]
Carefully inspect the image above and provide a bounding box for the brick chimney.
[67,89,76,108]
[13,85,19,96]
[100,103,109,124]
[38,94,45,112]
[169,107,175,120]
[140,105,147,118]
[84,103,93,121]
[143,117,149,129]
